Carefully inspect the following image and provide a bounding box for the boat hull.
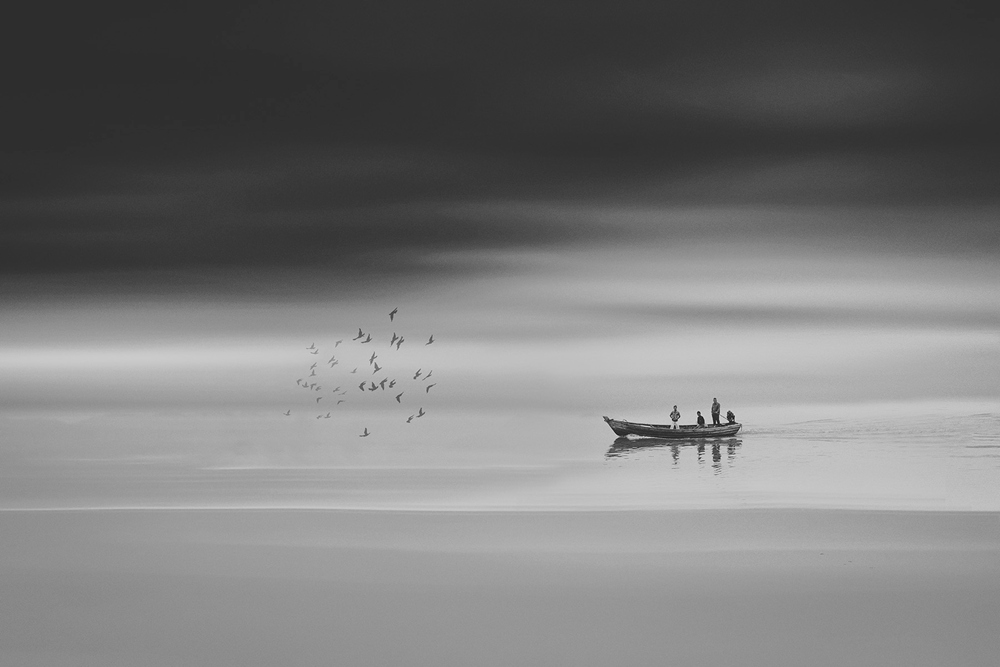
[603,416,742,439]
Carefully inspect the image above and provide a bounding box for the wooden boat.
[603,416,742,439]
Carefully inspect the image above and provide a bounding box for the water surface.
[3,400,996,511]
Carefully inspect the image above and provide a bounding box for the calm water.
[3,400,997,512]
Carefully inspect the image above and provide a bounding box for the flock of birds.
[283,307,438,437]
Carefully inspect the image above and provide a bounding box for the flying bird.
[337,400,345,405]
[425,384,436,393]
[316,397,323,403]
[361,334,372,344]
[369,382,378,391]
[309,383,316,390]
[369,352,377,365]
[309,370,316,377]
[389,333,398,347]
[350,367,358,374]
[353,328,364,340]
[389,308,398,321]
[423,370,433,381]
[360,428,370,437]
[324,412,331,418]
[310,362,317,369]
[379,378,388,390]
[329,360,338,367]
[283,410,291,416]
[417,407,425,418]
[395,392,403,403]
[359,381,367,391]
[296,379,303,386]
[315,385,322,391]
[395,337,404,350]
[334,340,343,347]
[373,362,382,373]
[406,415,414,423]
[332,386,341,393]
[413,369,422,379]
[306,343,316,350]
[426,335,434,345]
[310,349,319,355]
[388,379,396,388]
[328,356,336,363]
[316,415,322,419]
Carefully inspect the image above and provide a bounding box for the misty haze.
[1,1,998,666]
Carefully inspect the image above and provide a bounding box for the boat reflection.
[606,436,742,468]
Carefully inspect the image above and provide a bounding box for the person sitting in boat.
[696,411,705,427]
[726,410,736,424]
[670,405,680,429]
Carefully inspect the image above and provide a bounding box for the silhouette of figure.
[711,398,721,426]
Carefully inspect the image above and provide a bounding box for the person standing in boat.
[726,410,736,425]
[696,411,706,427]
[670,405,681,429]
[711,398,721,426]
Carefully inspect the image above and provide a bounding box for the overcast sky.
[3,0,998,291]
[2,1,998,412]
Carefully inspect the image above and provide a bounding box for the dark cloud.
[2,0,999,296]
[0,151,611,272]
